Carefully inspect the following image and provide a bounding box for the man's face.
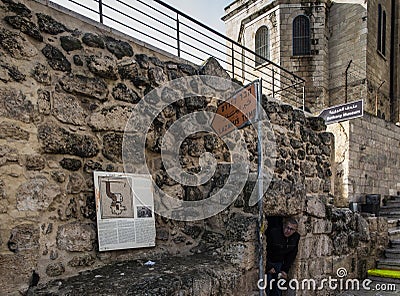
[283,223,297,238]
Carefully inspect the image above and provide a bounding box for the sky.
[161,0,232,33]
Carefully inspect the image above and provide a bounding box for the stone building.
[223,0,400,204]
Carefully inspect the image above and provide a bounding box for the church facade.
[224,0,400,206]
[223,0,400,123]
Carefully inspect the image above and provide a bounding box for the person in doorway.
[265,218,300,296]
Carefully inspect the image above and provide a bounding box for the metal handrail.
[52,0,307,109]
[153,0,304,83]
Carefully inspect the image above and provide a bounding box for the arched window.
[377,4,386,56]
[255,26,269,66]
[293,15,311,56]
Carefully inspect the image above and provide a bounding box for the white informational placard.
[93,171,156,251]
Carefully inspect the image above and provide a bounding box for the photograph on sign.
[94,172,156,251]
[211,81,257,137]
[98,176,134,219]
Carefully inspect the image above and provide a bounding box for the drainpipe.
[389,0,396,122]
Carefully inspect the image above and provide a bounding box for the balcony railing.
[47,0,306,109]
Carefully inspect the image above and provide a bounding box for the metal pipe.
[256,79,264,296]
[231,44,235,78]
[272,68,275,98]
[99,0,103,23]
[176,14,180,57]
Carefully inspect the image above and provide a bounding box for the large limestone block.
[16,176,61,211]
[56,222,96,252]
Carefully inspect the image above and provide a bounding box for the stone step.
[379,211,400,217]
[377,259,400,270]
[381,206,400,212]
[388,219,400,228]
[368,276,400,289]
[389,228,400,238]
[385,201,400,207]
[391,240,400,248]
[386,249,400,259]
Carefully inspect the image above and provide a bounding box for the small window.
[377,4,386,56]
[293,15,311,56]
[255,26,269,67]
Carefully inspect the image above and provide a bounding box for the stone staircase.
[375,195,400,275]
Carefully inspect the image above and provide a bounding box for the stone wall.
[224,0,331,112]
[278,1,330,112]
[0,0,389,295]
[328,114,400,204]
[328,3,368,109]
[366,0,393,121]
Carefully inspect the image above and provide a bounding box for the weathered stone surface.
[117,59,138,80]
[102,133,122,162]
[82,32,105,48]
[50,170,66,183]
[0,121,29,140]
[32,255,242,296]
[66,173,84,194]
[0,179,6,199]
[149,66,167,86]
[60,158,82,171]
[88,105,132,132]
[1,0,31,17]
[0,28,37,59]
[112,83,140,104]
[179,63,198,76]
[32,63,51,84]
[60,35,82,52]
[199,57,230,90]
[306,117,326,131]
[83,160,102,173]
[37,89,51,115]
[225,214,257,242]
[42,44,71,72]
[7,224,39,252]
[1,64,25,81]
[57,222,95,252]
[4,15,43,41]
[68,254,96,267]
[135,53,149,69]
[73,54,83,66]
[25,154,45,170]
[80,193,96,221]
[36,13,68,34]
[16,176,61,211]
[0,89,35,123]
[87,55,118,80]
[0,144,18,166]
[46,262,65,277]
[53,92,86,125]
[59,74,108,101]
[50,249,58,260]
[305,195,326,218]
[105,36,133,59]
[38,123,99,157]
[0,253,38,294]
[312,219,333,234]
[0,65,11,82]
[356,215,370,242]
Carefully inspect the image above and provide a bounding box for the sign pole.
[257,79,264,296]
